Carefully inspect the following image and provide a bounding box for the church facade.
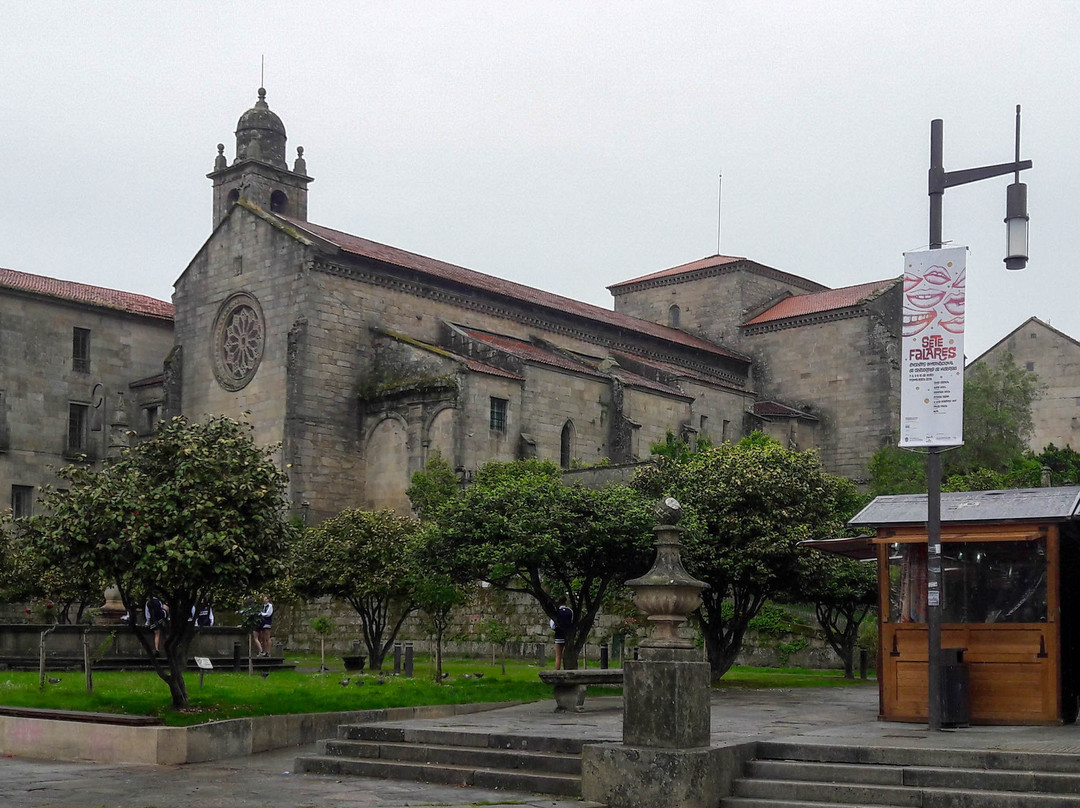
[4,90,907,521]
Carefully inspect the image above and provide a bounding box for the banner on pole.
[900,247,966,447]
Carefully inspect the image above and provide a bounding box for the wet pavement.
[4,683,1079,807]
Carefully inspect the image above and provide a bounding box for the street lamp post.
[924,105,1031,730]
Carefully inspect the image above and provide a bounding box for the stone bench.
[538,668,624,712]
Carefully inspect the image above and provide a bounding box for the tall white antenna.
[261,55,265,88]
[716,172,723,256]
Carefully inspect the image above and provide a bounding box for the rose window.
[212,293,264,391]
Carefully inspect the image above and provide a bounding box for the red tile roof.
[0,267,174,321]
[743,278,897,326]
[608,254,746,289]
[463,330,608,378]
[463,330,687,397]
[464,358,526,381]
[608,254,829,295]
[277,216,747,362]
[612,351,744,390]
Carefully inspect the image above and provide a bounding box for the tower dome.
[235,88,287,169]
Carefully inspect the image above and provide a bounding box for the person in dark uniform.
[552,596,573,670]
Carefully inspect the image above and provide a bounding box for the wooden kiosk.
[849,486,1080,725]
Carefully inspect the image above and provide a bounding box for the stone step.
[296,753,582,797]
[732,776,923,806]
[724,741,1080,808]
[322,737,582,775]
[749,758,1080,795]
[731,776,1080,807]
[337,723,589,755]
[722,799,910,808]
[757,740,1080,774]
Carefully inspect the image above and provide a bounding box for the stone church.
[2,89,906,522]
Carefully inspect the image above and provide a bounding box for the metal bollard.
[403,642,414,677]
[600,644,609,669]
[393,642,402,674]
[233,642,241,672]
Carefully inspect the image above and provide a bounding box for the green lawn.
[0,655,874,727]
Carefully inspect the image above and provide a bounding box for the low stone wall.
[0,624,250,665]
[279,593,845,672]
[0,702,513,765]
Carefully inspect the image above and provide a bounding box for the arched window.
[226,188,240,207]
[668,304,681,328]
[270,190,288,213]
[560,420,575,469]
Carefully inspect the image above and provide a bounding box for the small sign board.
[195,656,213,670]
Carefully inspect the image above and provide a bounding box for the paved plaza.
[3,684,1080,808]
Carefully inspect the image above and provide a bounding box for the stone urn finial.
[626,497,707,649]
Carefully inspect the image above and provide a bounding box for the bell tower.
[208,88,313,228]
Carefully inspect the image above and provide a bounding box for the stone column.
[582,497,725,808]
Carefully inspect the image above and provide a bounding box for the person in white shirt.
[253,594,273,657]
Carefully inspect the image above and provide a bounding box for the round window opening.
[212,292,265,391]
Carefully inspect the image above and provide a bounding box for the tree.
[431,460,656,670]
[1031,444,1080,486]
[867,445,927,497]
[291,509,421,671]
[954,350,1041,474]
[633,434,860,681]
[798,552,877,678]
[869,352,1041,495]
[1,534,107,625]
[10,415,296,709]
[310,615,336,674]
[406,450,459,520]
[414,568,472,682]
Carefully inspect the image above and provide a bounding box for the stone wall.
[0,289,173,511]
[742,284,902,482]
[610,262,825,351]
[274,591,845,671]
[973,318,1080,452]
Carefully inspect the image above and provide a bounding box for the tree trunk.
[434,626,444,682]
[83,629,93,693]
[165,651,189,709]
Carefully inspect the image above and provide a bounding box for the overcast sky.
[3,2,1076,359]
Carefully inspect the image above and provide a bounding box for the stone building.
[0,268,174,517]
[4,89,908,518]
[610,261,902,480]
[967,317,1080,453]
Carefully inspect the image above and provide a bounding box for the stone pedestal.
[582,744,727,808]
[585,646,718,807]
[623,650,710,748]
[581,500,722,807]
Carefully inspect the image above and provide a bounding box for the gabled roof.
[275,215,748,363]
[849,486,1080,527]
[607,254,828,295]
[743,278,897,326]
[0,267,174,321]
[966,316,1080,367]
